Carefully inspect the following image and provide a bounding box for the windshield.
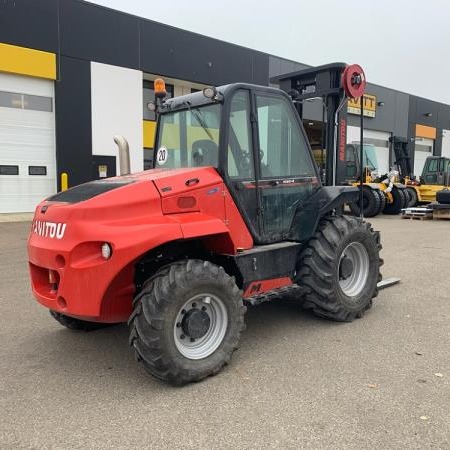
[362,144,378,171]
[154,104,221,169]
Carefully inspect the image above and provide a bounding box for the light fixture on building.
[377,101,385,106]
[308,122,314,126]
[424,112,432,117]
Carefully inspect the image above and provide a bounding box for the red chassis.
[28,167,294,323]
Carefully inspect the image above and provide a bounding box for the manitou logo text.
[32,220,66,239]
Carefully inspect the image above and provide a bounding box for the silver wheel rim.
[174,293,228,360]
[338,242,369,297]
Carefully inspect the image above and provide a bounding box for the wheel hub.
[338,242,370,297]
[181,309,211,339]
[339,256,354,280]
[174,294,228,360]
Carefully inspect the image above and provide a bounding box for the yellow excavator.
[343,142,409,217]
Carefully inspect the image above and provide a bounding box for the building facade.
[0,0,449,212]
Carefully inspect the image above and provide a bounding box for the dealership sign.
[347,94,377,118]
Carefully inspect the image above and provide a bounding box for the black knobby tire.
[50,311,110,331]
[399,188,409,209]
[436,189,450,205]
[129,260,245,385]
[406,187,418,207]
[374,189,386,215]
[349,186,381,218]
[383,186,404,214]
[295,215,382,322]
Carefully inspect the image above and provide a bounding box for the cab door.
[224,89,261,239]
[253,91,319,243]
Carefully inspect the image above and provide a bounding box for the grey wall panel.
[55,56,92,190]
[139,20,268,86]
[347,83,408,137]
[437,104,450,129]
[0,0,58,53]
[59,0,140,69]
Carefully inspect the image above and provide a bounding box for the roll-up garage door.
[442,130,450,158]
[347,127,391,174]
[414,137,434,176]
[0,73,56,213]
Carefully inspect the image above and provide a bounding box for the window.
[227,90,254,179]
[256,94,315,178]
[0,165,19,175]
[156,104,221,169]
[428,159,439,172]
[143,80,174,121]
[28,166,47,176]
[0,91,52,112]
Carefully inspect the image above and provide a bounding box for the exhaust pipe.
[113,135,131,176]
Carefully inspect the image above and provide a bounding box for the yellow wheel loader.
[344,142,409,217]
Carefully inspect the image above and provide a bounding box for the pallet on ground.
[433,208,450,220]
[401,207,433,220]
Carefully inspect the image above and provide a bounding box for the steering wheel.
[237,151,251,176]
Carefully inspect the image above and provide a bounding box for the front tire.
[295,215,382,322]
[383,186,404,214]
[129,260,245,385]
[349,186,381,217]
[406,187,418,207]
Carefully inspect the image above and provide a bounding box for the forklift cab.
[420,157,450,186]
[154,83,320,244]
[344,143,379,182]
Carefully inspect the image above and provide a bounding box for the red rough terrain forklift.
[28,63,382,385]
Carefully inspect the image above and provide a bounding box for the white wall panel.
[91,62,143,174]
[442,130,450,158]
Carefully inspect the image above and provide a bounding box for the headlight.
[101,243,112,260]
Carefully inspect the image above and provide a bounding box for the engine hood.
[37,167,223,222]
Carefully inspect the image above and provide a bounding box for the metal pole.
[359,95,364,219]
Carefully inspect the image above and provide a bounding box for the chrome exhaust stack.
[113,135,131,176]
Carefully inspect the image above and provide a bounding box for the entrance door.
[0,73,56,213]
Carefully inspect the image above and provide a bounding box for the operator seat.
[192,140,218,167]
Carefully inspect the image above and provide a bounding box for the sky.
[89,0,450,104]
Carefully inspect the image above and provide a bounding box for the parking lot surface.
[1,216,449,449]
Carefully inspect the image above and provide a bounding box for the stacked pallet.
[401,207,433,220]
[428,203,450,220]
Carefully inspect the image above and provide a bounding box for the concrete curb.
[0,213,34,223]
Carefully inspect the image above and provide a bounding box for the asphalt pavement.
[0,216,449,449]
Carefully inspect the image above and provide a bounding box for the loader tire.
[349,186,381,217]
[406,187,418,207]
[295,215,382,322]
[436,189,450,205]
[375,189,386,215]
[50,311,110,331]
[400,188,409,209]
[383,186,404,214]
[129,260,245,385]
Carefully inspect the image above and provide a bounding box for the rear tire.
[436,189,450,205]
[406,187,418,207]
[50,311,110,331]
[295,215,382,322]
[399,188,409,209]
[374,189,386,215]
[383,186,404,214]
[349,187,381,218]
[129,260,245,385]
